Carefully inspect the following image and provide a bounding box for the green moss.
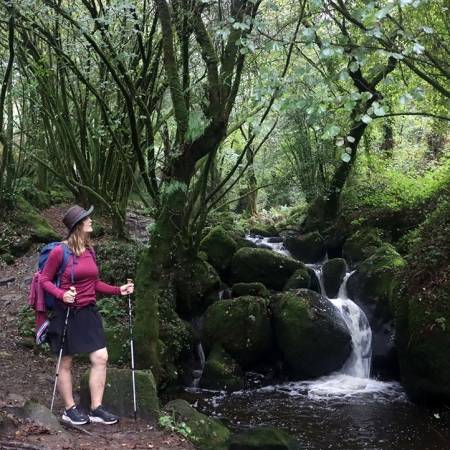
[200,226,238,273]
[249,224,278,237]
[231,247,302,290]
[201,346,244,391]
[204,296,273,368]
[80,368,159,419]
[232,282,270,298]
[284,267,311,291]
[164,399,230,450]
[342,228,383,266]
[104,326,129,364]
[394,195,450,403]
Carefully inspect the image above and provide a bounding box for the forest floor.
[0,206,194,450]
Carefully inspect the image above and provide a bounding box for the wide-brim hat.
[62,204,94,236]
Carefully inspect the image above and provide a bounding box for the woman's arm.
[40,246,66,300]
[95,280,121,296]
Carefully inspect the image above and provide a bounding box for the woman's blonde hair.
[67,219,92,256]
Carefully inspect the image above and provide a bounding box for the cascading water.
[183,235,450,449]
[246,234,372,382]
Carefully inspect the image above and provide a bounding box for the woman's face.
[81,216,93,233]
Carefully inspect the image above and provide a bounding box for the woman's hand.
[120,281,134,295]
[63,286,76,304]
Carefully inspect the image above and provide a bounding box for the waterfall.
[246,234,372,379]
[308,265,372,378]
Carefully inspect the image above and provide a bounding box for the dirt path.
[0,208,194,450]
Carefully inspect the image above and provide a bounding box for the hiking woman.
[41,205,134,426]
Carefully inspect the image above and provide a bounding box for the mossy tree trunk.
[135,0,262,382]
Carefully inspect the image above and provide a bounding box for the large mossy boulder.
[342,228,383,267]
[249,224,279,237]
[229,427,300,450]
[284,231,326,263]
[232,282,270,298]
[200,226,238,274]
[393,197,450,404]
[284,266,311,290]
[231,247,302,290]
[271,289,352,378]
[323,258,347,298]
[176,258,222,316]
[347,244,406,378]
[200,345,244,391]
[164,399,230,450]
[204,296,273,368]
[80,368,159,419]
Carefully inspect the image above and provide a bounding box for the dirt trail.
[0,207,194,450]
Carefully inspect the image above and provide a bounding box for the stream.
[183,235,450,449]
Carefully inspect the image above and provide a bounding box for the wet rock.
[229,427,300,450]
[284,231,326,263]
[204,295,273,368]
[201,345,244,391]
[164,399,230,450]
[232,282,270,298]
[307,268,321,294]
[231,247,302,291]
[80,368,159,419]
[323,258,347,298]
[284,266,311,291]
[272,289,352,378]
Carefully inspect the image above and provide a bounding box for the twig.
[58,419,109,441]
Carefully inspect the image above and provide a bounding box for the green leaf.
[341,152,351,163]
[361,114,372,124]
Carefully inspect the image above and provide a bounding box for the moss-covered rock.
[80,368,159,419]
[231,247,302,290]
[164,399,230,450]
[200,345,244,391]
[200,226,238,274]
[284,231,326,263]
[284,266,311,290]
[176,259,221,316]
[232,282,270,298]
[393,197,450,404]
[204,296,273,368]
[323,258,347,298]
[271,289,351,378]
[342,228,383,267]
[249,224,278,237]
[347,244,406,378]
[229,427,300,450]
[9,236,33,257]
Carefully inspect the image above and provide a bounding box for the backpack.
[28,242,74,345]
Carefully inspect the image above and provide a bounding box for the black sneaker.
[62,405,90,425]
[89,405,119,425]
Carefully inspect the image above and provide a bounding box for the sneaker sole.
[89,415,119,425]
[62,414,90,426]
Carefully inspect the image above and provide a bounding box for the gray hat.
[62,204,94,235]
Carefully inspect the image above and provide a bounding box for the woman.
[41,204,134,426]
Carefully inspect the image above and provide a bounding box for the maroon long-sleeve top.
[41,244,121,308]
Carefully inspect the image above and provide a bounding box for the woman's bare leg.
[89,347,108,409]
[58,355,74,409]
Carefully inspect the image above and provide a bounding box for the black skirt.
[47,301,106,356]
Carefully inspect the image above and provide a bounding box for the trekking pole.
[50,287,74,412]
[127,278,137,421]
